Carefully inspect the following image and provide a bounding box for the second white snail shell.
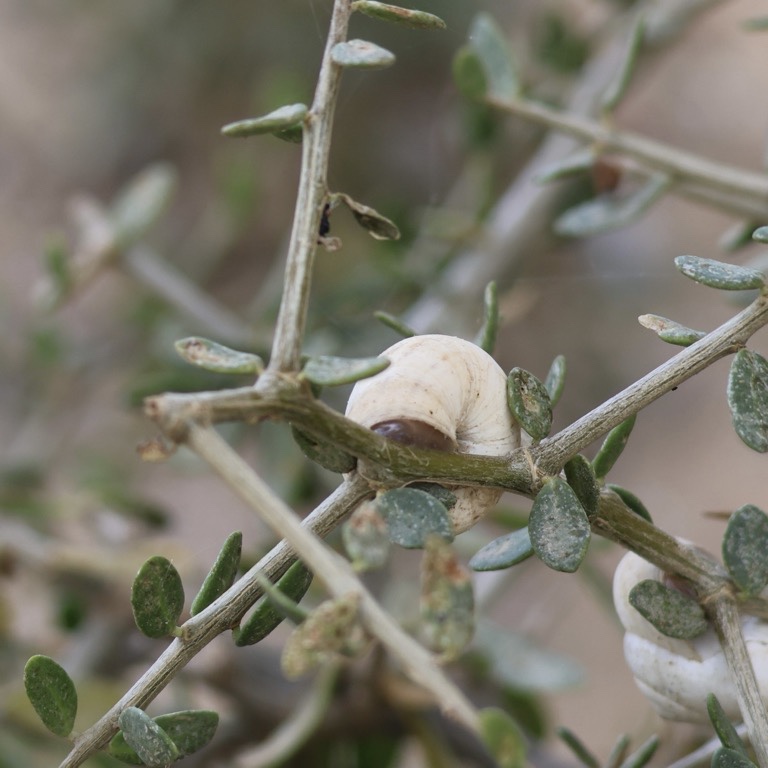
[345,334,523,534]
[613,549,768,722]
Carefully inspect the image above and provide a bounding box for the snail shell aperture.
[344,334,523,533]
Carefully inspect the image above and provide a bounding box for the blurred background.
[2,0,768,765]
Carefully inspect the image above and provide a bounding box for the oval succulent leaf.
[334,192,401,240]
[554,174,670,238]
[712,747,758,768]
[23,655,78,738]
[564,454,600,518]
[452,45,487,99]
[606,484,652,522]
[291,426,357,473]
[529,477,591,573]
[544,354,566,407]
[343,501,391,571]
[351,1,446,30]
[469,527,534,571]
[331,39,396,69]
[234,561,313,646]
[599,16,645,114]
[674,255,766,291]
[506,368,553,440]
[752,225,768,243]
[117,707,179,767]
[110,163,177,245]
[592,414,636,479]
[727,349,768,452]
[131,555,185,639]
[373,310,417,338]
[110,710,219,764]
[221,103,307,138]
[302,354,389,386]
[467,13,519,101]
[628,579,708,639]
[722,504,768,595]
[375,487,454,549]
[190,532,242,616]
[174,337,264,375]
[420,535,475,660]
[478,707,527,768]
[637,314,706,347]
[707,694,749,757]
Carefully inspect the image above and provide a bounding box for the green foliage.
[711,748,758,768]
[469,527,533,571]
[529,477,591,573]
[637,314,706,346]
[564,454,600,518]
[351,1,446,30]
[544,354,567,407]
[506,367,553,440]
[674,255,766,291]
[234,561,314,646]
[628,579,708,639]
[606,484,652,522]
[600,16,646,115]
[478,707,527,768]
[374,487,453,548]
[557,727,599,768]
[116,708,179,767]
[130,556,185,639]
[221,103,307,138]
[291,426,357,473]
[301,354,389,386]
[474,280,499,354]
[333,192,401,240]
[190,531,243,616]
[592,415,636,479]
[727,349,768,452]
[109,710,219,765]
[707,694,750,758]
[174,337,264,375]
[721,504,768,596]
[331,40,396,69]
[23,655,78,738]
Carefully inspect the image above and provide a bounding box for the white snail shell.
[345,334,523,534]
[613,548,768,722]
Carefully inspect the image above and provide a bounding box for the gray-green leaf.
[221,104,307,138]
[592,415,636,479]
[117,707,179,767]
[752,225,768,243]
[334,193,401,240]
[291,426,357,473]
[727,349,768,452]
[234,561,313,646]
[722,504,768,595]
[712,747,758,768]
[110,710,219,764]
[302,354,389,386]
[174,337,264,375]
[707,694,749,757]
[478,707,527,768]
[674,255,766,291]
[331,39,396,69]
[606,484,652,523]
[469,527,533,571]
[23,655,78,738]
[554,174,669,238]
[564,454,600,518]
[637,314,706,347]
[190,532,242,616]
[351,1,446,30]
[628,579,708,639]
[529,477,591,573]
[110,163,177,245]
[474,281,499,354]
[467,14,519,101]
[131,556,185,639]
[544,354,567,407]
[375,487,453,548]
[599,16,645,114]
[506,367,553,440]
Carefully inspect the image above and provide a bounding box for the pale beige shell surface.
[613,549,768,722]
[344,335,522,534]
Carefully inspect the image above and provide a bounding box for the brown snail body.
[345,334,523,533]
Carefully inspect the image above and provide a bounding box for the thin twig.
[707,593,768,767]
[187,422,481,733]
[58,475,369,768]
[268,0,352,372]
